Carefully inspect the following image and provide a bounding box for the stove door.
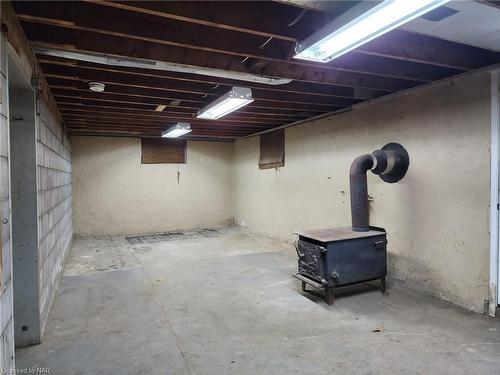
[296,240,326,284]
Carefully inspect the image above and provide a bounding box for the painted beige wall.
[234,72,491,312]
[72,137,233,236]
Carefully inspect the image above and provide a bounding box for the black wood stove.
[294,143,410,305]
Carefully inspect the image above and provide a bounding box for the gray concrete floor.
[16,228,500,375]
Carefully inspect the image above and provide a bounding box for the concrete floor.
[16,228,500,375]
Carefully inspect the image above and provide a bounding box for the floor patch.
[126,228,219,244]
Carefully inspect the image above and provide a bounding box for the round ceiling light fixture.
[89,82,105,92]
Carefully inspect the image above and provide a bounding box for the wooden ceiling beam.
[62,115,289,129]
[54,101,326,123]
[73,7,460,82]
[18,14,465,84]
[51,84,206,104]
[59,108,287,127]
[56,103,321,120]
[65,119,278,132]
[60,110,305,125]
[68,132,221,140]
[39,60,375,100]
[30,37,421,93]
[83,0,498,72]
[68,128,238,140]
[47,78,361,108]
[59,105,305,122]
[357,29,500,71]
[17,12,293,62]
[63,122,285,136]
[52,91,342,113]
[54,97,294,125]
[61,113,289,127]
[64,118,290,134]
[13,0,498,140]
[57,99,190,113]
[22,18,426,92]
[65,117,269,129]
[66,122,267,136]
[67,127,247,138]
[66,128,271,138]
[81,0,333,41]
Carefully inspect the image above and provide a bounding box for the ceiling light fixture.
[155,104,167,112]
[161,122,192,138]
[89,81,105,92]
[294,0,450,63]
[34,47,292,86]
[197,87,253,120]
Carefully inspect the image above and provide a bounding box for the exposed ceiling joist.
[10,0,500,139]
[47,78,362,108]
[16,1,500,72]
[31,37,423,93]
[82,0,335,41]
[20,13,476,83]
[57,104,319,120]
[37,57,384,100]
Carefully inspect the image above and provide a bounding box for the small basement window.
[141,138,186,164]
[259,129,285,169]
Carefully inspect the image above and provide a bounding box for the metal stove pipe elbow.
[349,143,410,232]
[350,154,374,232]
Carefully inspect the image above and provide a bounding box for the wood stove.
[294,143,409,304]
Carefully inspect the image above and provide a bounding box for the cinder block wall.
[0,31,15,371]
[0,1,73,362]
[36,102,73,332]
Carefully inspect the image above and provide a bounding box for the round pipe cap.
[379,143,410,183]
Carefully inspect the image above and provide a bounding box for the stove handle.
[293,241,304,258]
[372,240,386,250]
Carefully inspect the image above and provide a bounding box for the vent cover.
[420,6,458,22]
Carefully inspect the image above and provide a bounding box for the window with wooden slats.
[259,129,285,169]
[141,138,186,164]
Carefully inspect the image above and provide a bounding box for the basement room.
[0,0,500,374]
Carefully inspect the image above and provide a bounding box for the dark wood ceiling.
[11,0,500,140]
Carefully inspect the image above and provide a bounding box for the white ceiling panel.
[401,1,500,51]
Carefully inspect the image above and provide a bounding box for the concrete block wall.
[0,31,15,371]
[36,101,72,331]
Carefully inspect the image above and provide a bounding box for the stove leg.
[380,277,386,294]
[301,281,306,292]
[325,287,335,305]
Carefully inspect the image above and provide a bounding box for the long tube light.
[162,122,192,138]
[294,0,450,63]
[196,87,253,120]
[34,46,292,86]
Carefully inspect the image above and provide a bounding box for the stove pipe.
[350,143,410,232]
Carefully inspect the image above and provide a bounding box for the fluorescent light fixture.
[161,122,192,138]
[294,0,450,63]
[155,104,167,112]
[34,46,292,86]
[197,87,253,120]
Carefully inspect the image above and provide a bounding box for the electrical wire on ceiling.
[288,8,308,26]
[259,37,273,49]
